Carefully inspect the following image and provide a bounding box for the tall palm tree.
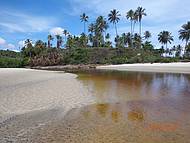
[158,31,174,49]
[80,13,89,34]
[132,12,138,34]
[179,21,190,48]
[55,35,62,48]
[96,16,109,45]
[108,9,121,37]
[126,9,135,48]
[144,31,151,41]
[47,34,54,48]
[126,9,134,35]
[63,30,69,42]
[136,7,147,37]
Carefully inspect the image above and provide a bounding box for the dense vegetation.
[1,7,190,67]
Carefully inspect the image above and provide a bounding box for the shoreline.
[97,62,190,74]
[0,68,95,122]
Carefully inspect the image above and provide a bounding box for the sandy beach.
[97,63,190,74]
[0,68,95,142]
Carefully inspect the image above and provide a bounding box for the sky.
[0,0,190,51]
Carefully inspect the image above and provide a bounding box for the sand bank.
[97,63,190,74]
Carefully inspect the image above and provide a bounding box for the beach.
[97,62,190,74]
[0,68,95,142]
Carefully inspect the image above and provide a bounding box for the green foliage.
[0,57,23,68]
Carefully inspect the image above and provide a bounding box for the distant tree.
[158,31,173,49]
[108,9,121,37]
[144,31,151,41]
[126,9,134,35]
[35,40,45,48]
[136,7,147,37]
[24,39,33,48]
[55,35,63,48]
[133,33,142,48]
[179,21,190,54]
[63,30,69,42]
[80,13,89,34]
[47,35,54,48]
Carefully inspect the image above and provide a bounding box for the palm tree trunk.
[133,22,136,34]
[139,20,142,37]
[48,40,50,48]
[131,20,133,48]
[84,22,86,34]
[115,23,118,37]
[131,20,133,35]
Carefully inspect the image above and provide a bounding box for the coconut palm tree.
[55,35,62,48]
[132,12,138,34]
[144,31,151,41]
[80,13,89,34]
[88,23,95,34]
[126,9,135,48]
[108,9,121,37]
[136,7,147,37]
[47,34,54,48]
[96,16,109,45]
[158,31,174,49]
[126,9,134,35]
[63,30,69,42]
[179,21,190,48]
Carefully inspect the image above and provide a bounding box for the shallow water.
[49,70,190,143]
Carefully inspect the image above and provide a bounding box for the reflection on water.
[22,70,190,143]
[76,70,190,102]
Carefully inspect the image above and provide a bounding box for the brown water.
[1,70,190,143]
[46,70,190,143]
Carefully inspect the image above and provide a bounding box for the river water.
[57,70,190,143]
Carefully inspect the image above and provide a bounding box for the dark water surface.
[49,70,190,143]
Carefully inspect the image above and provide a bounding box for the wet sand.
[97,63,190,74]
[0,68,95,142]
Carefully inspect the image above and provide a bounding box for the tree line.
[22,7,190,59]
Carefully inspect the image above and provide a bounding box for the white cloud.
[0,37,6,45]
[18,40,25,48]
[0,37,16,50]
[0,11,56,33]
[7,44,15,49]
[49,27,64,36]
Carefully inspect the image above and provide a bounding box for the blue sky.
[0,0,190,51]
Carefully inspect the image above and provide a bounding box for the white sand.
[97,63,190,74]
[0,68,95,122]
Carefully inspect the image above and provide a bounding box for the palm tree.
[179,21,190,48]
[126,9,135,48]
[126,9,134,35]
[108,9,121,37]
[144,31,151,41]
[105,33,110,42]
[158,31,174,49]
[55,35,62,48]
[24,39,32,48]
[63,30,69,42]
[96,16,109,45]
[47,34,54,48]
[132,12,138,34]
[88,23,95,34]
[133,33,141,48]
[136,7,147,37]
[80,13,89,34]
